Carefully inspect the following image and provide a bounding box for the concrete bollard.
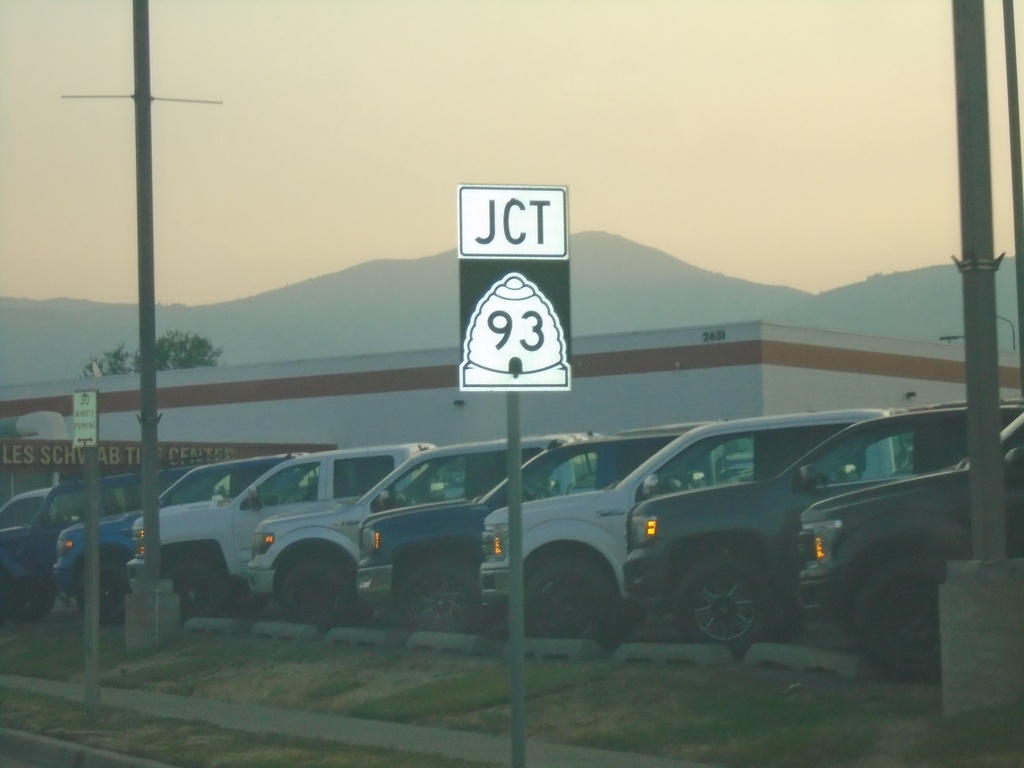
[124,579,181,651]
[940,559,1024,716]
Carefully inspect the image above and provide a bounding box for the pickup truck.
[128,443,432,621]
[357,432,677,635]
[798,410,1024,682]
[248,435,587,630]
[53,454,295,625]
[0,468,189,623]
[623,404,1024,657]
[480,409,891,646]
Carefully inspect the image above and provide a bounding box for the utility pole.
[941,0,1024,718]
[133,0,161,590]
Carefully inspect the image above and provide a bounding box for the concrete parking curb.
[184,618,867,675]
[250,621,322,641]
[519,637,608,660]
[326,626,409,648]
[614,642,734,666]
[743,642,861,679]
[182,617,250,636]
[407,630,499,655]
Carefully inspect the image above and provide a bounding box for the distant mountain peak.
[0,232,1008,387]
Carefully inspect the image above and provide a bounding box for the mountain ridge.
[0,231,1016,388]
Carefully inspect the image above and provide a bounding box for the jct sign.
[458,185,571,392]
[458,186,567,258]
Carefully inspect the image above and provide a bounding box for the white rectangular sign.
[72,390,99,446]
[458,185,567,259]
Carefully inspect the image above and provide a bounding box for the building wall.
[0,322,1018,452]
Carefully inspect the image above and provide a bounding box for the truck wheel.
[852,559,941,683]
[6,578,56,623]
[278,558,357,632]
[524,556,622,645]
[167,559,224,622]
[397,560,481,634]
[672,556,773,658]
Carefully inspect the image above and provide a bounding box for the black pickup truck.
[624,405,1024,659]
[799,411,1024,682]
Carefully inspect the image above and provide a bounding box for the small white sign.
[458,185,567,259]
[72,390,99,446]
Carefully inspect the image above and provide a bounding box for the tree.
[140,331,223,371]
[83,342,133,377]
[83,332,222,376]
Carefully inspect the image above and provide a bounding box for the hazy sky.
[2,0,1022,306]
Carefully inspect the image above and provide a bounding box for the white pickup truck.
[479,410,890,645]
[247,434,587,630]
[127,443,432,621]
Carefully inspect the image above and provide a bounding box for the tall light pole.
[133,0,161,592]
[942,0,1023,719]
[953,0,1006,562]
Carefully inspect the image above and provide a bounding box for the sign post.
[458,184,570,768]
[73,389,100,720]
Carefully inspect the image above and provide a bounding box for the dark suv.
[799,410,1024,682]
[624,404,1024,657]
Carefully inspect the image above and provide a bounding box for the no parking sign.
[457,185,571,392]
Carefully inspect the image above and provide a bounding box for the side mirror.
[243,486,261,511]
[640,474,660,499]
[1004,446,1024,478]
[795,464,826,492]
[370,490,389,513]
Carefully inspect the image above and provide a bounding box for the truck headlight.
[628,511,658,548]
[252,531,275,557]
[361,526,380,556]
[801,519,842,572]
[57,535,73,559]
[481,524,508,563]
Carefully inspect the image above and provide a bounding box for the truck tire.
[166,559,225,623]
[524,556,622,646]
[671,556,773,658]
[278,558,357,632]
[852,559,942,683]
[6,578,56,623]
[397,560,481,634]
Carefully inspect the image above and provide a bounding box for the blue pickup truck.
[0,467,190,623]
[52,454,295,625]
[356,432,681,636]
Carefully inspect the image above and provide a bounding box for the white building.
[1,321,1018,453]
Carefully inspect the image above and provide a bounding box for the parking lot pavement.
[0,674,723,768]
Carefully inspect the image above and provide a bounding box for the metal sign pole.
[506,391,526,768]
[83,445,100,719]
[457,183,569,767]
[72,390,100,718]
